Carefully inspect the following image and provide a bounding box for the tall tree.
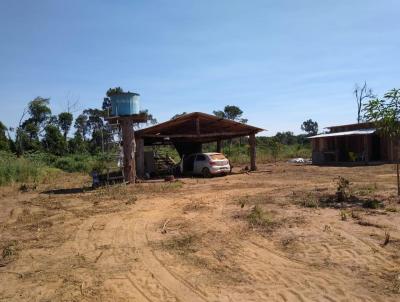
[83,108,106,133]
[354,82,375,123]
[69,133,87,154]
[213,105,245,122]
[364,88,400,196]
[74,114,89,140]
[213,105,247,151]
[16,97,52,154]
[42,124,66,156]
[0,121,9,151]
[270,138,283,164]
[106,87,124,97]
[103,87,124,112]
[301,119,318,136]
[275,131,297,145]
[139,109,157,126]
[58,112,73,139]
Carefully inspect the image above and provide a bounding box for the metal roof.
[325,122,374,129]
[308,129,376,139]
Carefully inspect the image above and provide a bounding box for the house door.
[371,135,381,161]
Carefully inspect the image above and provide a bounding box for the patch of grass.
[183,201,207,212]
[125,196,138,205]
[354,183,378,196]
[161,234,198,255]
[2,242,17,259]
[213,142,311,165]
[340,210,347,221]
[134,181,183,194]
[291,191,319,208]
[27,152,111,173]
[94,184,129,201]
[335,176,350,202]
[247,205,277,231]
[385,206,398,213]
[0,240,18,267]
[237,194,271,207]
[0,151,62,186]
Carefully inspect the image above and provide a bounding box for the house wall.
[312,122,400,164]
[311,135,377,163]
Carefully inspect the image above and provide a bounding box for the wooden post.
[364,135,369,163]
[216,140,222,153]
[121,119,136,183]
[135,138,145,177]
[334,137,339,162]
[249,133,257,171]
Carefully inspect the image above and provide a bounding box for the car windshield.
[209,154,227,160]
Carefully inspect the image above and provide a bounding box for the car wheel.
[202,167,212,178]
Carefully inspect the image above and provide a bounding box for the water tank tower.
[110,92,140,116]
[105,91,147,184]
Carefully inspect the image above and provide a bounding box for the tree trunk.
[397,163,400,198]
[121,119,136,184]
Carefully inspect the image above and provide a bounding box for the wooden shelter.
[309,122,400,164]
[134,112,264,176]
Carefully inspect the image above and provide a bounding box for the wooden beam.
[141,131,252,139]
[135,138,144,177]
[105,113,148,123]
[334,137,339,161]
[249,133,257,171]
[364,135,369,163]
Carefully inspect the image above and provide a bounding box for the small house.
[309,122,399,164]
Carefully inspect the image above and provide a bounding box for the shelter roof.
[135,112,264,144]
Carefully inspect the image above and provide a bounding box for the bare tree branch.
[354,81,375,123]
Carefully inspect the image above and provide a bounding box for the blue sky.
[0,0,399,135]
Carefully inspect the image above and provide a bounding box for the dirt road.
[1,164,400,301]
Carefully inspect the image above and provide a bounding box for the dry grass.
[383,231,391,246]
[1,163,400,301]
[292,191,320,208]
[0,241,18,267]
[247,205,278,231]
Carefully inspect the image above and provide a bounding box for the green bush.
[25,152,111,173]
[0,151,61,186]
[52,154,110,173]
[216,143,311,165]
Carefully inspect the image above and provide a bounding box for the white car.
[180,153,231,177]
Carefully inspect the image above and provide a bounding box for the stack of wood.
[154,155,176,175]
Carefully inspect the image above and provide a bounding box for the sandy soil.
[1,163,400,301]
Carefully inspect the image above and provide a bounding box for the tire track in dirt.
[236,240,383,302]
[133,219,208,302]
[72,207,208,302]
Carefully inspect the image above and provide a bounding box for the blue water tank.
[110,92,140,116]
